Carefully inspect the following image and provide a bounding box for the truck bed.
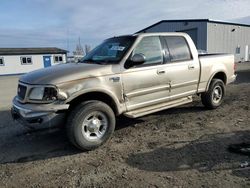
[197,54,235,93]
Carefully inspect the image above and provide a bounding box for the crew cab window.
[133,36,163,65]
[164,36,192,62]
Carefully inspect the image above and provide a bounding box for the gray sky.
[0,0,250,53]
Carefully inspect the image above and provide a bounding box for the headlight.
[29,87,45,100]
[29,87,57,101]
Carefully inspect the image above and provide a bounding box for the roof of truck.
[111,32,189,38]
[133,32,189,37]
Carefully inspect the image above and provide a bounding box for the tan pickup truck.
[12,33,236,150]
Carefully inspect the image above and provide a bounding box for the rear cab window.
[163,36,192,63]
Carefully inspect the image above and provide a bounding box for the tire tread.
[201,79,225,109]
[66,100,115,151]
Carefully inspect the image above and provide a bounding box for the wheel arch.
[66,91,123,116]
[206,71,227,91]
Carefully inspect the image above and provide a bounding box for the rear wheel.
[66,100,116,151]
[201,79,225,109]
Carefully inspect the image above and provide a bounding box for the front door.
[122,36,170,111]
[43,56,51,68]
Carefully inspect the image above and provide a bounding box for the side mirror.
[130,53,146,66]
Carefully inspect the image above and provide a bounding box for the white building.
[0,48,67,75]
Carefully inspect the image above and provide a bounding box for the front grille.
[17,84,27,100]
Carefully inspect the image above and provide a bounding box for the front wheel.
[66,101,116,151]
[201,79,225,109]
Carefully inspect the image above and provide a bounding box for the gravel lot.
[0,63,249,187]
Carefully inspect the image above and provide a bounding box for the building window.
[21,57,32,65]
[0,57,4,66]
[54,55,63,63]
[236,46,241,54]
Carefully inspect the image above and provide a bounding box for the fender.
[205,70,227,91]
[65,88,125,115]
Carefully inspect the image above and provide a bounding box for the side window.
[236,46,241,54]
[133,36,163,66]
[164,36,192,62]
[0,57,4,66]
[21,57,32,65]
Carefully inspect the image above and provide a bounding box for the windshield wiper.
[80,58,119,65]
[80,59,108,65]
[81,59,94,63]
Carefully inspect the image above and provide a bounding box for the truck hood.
[19,63,115,85]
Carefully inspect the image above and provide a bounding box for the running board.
[124,96,193,118]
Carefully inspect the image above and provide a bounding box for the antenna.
[67,28,69,52]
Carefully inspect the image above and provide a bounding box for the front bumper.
[228,74,237,84]
[11,96,69,128]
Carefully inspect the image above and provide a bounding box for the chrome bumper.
[11,96,69,128]
[229,74,237,83]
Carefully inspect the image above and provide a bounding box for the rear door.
[161,36,200,99]
[122,36,171,111]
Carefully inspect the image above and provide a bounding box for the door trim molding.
[127,90,195,111]
[125,84,170,98]
[171,80,198,89]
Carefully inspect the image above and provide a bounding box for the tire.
[66,100,116,151]
[201,79,225,109]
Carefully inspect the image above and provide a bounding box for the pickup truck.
[12,33,236,150]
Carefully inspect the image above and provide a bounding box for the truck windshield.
[80,36,136,64]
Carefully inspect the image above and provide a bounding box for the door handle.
[157,70,165,74]
[188,65,195,70]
